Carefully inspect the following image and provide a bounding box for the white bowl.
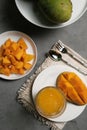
[15,0,87,29]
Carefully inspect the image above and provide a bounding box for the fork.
[55,40,87,68]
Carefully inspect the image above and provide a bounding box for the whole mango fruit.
[37,0,72,23]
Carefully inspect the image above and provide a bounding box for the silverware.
[56,40,87,68]
[49,50,87,75]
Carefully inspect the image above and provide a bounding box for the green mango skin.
[37,0,72,23]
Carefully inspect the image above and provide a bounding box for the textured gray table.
[0,0,87,130]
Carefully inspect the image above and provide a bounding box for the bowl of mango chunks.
[0,31,37,80]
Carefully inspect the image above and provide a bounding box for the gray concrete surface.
[0,0,87,130]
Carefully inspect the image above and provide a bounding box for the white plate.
[32,64,87,122]
[15,0,87,29]
[0,31,37,80]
